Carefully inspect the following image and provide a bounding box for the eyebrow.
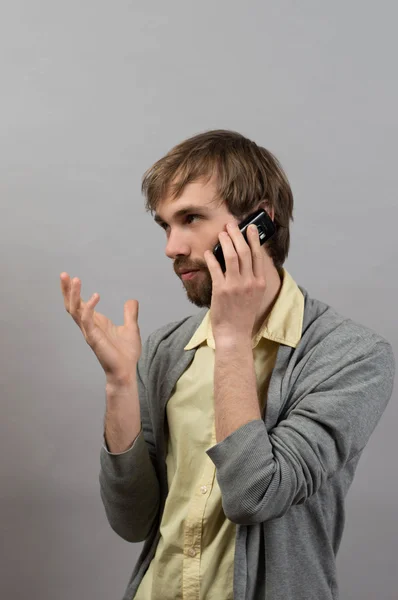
[154,205,210,226]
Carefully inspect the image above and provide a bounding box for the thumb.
[124,299,139,327]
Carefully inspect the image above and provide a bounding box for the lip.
[180,270,200,280]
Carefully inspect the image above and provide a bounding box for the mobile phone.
[212,208,276,273]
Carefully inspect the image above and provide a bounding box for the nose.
[164,230,191,260]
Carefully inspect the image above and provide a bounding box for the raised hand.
[60,273,142,384]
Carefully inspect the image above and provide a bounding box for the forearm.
[100,375,160,542]
[214,338,262,444]
[104,377,142,453]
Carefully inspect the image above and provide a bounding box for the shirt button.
[200,485,208,494]
[188,548,196,557]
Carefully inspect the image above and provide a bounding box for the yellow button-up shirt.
[134,268,304,600]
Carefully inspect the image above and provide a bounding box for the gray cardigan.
[99,284,395,600]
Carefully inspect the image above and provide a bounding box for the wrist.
[214,336,252,352]
[106,372,135,390]
[105,380,137,403]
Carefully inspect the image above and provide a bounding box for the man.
[62,129,395,600]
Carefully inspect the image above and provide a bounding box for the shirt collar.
[184,268,304,351]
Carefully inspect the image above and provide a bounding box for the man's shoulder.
[151,308,206,341]
[140,308,207,362]
[298,285,394,372]
[140,287,394,374]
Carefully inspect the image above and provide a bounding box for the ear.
[258,202,275,222]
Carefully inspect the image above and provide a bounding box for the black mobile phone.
[212,208,276,273]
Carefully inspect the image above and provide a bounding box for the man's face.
[154,177,244,308]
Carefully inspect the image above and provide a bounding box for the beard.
[180,268,213,308]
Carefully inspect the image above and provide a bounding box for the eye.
[184,214,201,224]
[160,214,201,230]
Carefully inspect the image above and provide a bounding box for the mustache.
[175,261,208,272]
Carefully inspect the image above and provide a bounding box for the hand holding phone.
[212,209,276,272]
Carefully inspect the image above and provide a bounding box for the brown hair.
[141,129,294,272]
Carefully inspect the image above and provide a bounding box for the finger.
[218,231,240,279]
[204,248,224,286]
[226,223,253,278]
[124,299,139,328]
[60,273,77,314]
[247,224,264,278]
[60,272,71,310]
[81,292,100,336]
[70,278,83,316]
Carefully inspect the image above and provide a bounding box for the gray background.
[1,1,397,598]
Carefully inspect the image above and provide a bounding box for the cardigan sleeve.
[99,337,160,542]
[206,339,395,525]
